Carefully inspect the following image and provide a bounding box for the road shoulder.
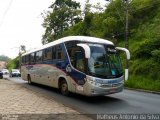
[0,79,92,120]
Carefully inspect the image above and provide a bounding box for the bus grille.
[100,83,122,88]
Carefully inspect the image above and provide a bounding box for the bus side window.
[43,47,52,61]
[75,49,85,73]
[25,55,29,64]
[57,51,64,60]
[52,47,56,59]
[67,49,74,64]
[36,51,43,63]
[65,41,79,65]
[56,45,64,60]
[30,53,35,64]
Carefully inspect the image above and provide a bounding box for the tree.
[84,0,92,15]
[6,57,19,71]
[42,0,81,44]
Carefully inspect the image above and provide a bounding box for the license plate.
[110,88,116,93]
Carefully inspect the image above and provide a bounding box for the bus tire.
[27,75,32,84]
[59,79,69,96]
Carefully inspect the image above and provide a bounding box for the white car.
[2,69,9,75]
[10,69,21,77]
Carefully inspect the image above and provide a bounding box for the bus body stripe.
[22,64,79,85]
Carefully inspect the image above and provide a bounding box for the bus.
[21,36,130,96]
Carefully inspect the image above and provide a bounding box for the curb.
[125,87,160,95]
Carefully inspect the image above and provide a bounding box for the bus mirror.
[116,47,130,60]
[77,44,91,59]
[116,47,130,80]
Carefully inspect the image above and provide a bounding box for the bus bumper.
[84,76,124,96]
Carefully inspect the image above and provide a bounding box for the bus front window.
[88,44,123,79]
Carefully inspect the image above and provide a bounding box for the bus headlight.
[86,75,95,82]
[95,82,101,86]
[86,75,102,86]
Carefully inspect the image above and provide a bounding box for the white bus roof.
[22,36,114,56]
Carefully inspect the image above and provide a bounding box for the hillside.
[0,55,11,69]
[128,0,160,77]
[123,0,160,91]
[0,55,10,62]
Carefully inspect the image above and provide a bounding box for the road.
[4,76,160,117]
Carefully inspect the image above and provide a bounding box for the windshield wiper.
[89,72,114,79]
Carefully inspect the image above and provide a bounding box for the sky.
[0,0,107,59]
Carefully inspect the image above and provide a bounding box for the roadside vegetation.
[125,75,160,92]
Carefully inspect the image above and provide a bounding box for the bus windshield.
[88,44,123,79]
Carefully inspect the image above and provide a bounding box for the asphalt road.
[4,76,160,116]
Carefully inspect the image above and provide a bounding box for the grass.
[124,75,160,92]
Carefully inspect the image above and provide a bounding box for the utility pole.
[124,0,129,80]
[105,0,130,80]
[125,0,129,49]
[18,47,21,70]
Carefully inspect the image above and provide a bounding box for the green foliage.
[102,16,118,38]
[6,57,19,71]
[151,50,160,63]
[130,59,160,79]
[125,75,160,92]
[64,21,86,36]
[131,0,160,19]
[133,39,160,59]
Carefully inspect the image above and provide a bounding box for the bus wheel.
[60,80,69,96]
[28,75,32,84]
